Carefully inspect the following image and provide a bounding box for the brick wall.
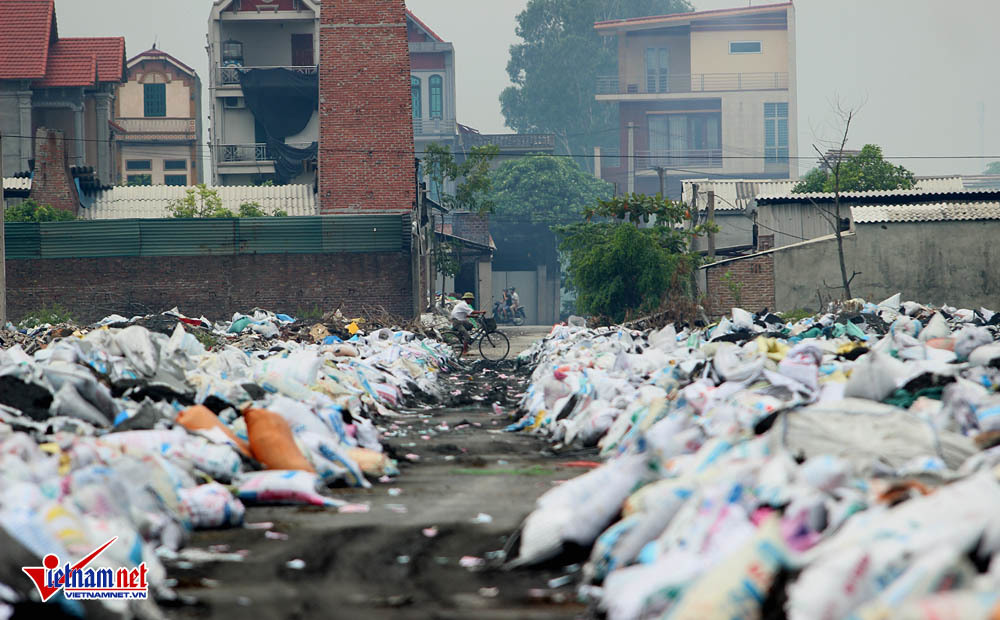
[703,253,775,316]
[319,0,415,214]
[30,128,78,214]
[6,252,413,323]
[451,213,490,246]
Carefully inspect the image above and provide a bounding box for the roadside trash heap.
[508,294,1000,619]
[0,309,452,613]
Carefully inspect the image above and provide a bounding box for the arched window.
[429,75,443,120]
[411,76,421,119]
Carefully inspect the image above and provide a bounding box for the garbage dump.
[506,295,1000,619]
[0,308,453,615]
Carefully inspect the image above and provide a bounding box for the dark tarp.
[239,68,318,183]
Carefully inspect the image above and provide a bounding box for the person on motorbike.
[510,287,520,314]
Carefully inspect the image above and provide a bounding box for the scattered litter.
[478,587,500,598]
[459,556,485,569]
[264,531,289,540]
[471,513,494,524]
[285,559,306,570]
[422,527,439,538]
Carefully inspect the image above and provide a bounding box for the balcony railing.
[596,72,789,95]
[413,117,457,136]
[465,133,556,150]
[637,149,723,168]
[115,118,196,134]
[218,65,318,86]
[220,143,272,163]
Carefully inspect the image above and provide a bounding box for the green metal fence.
[3,214,409,259]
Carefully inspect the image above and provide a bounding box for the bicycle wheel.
[478,330,510,361]
[441,332,465,358]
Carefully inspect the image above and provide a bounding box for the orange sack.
[177,405,251,457]
[244,408,315,472]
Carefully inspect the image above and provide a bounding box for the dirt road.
[165,365,592,620]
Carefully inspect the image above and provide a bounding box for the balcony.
[217,65,318,87]
[413,117,457,137]
[221,143,272,163]
[113,118,197,142]
[596,72,789,96]
[636,149,723,169]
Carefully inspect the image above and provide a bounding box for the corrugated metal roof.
[851,202,1000,224]
[81,184,317,219]
[3,177,32,191]
[757,186,986,202]
[681,179,798,211]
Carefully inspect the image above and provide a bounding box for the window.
[429,75,443,119]
[764,102,789,163]
[127,174,152,186]
[648,113,722,166]
[164,160,187,171]
[411,76,421,118]
[164,174,187,186]
[126,160,152,171]
[645,48,670,93]
[730,41,762,54]
[143,83,166,117]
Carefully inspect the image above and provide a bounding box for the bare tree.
[805,103,863,299]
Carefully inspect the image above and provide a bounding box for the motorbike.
[493,300,526,326]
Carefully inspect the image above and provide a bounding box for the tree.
[4,199,76,222]
[166,185,287,218]
[501,0,692,170]
[489,155,612,225]
[555,193,704,322]
[793,144,915,193]
[422,143,499,214]
[984,162,1000,175]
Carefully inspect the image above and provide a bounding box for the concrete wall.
[619,30,691,91]
[119,144,193,185]
[773,222,1000,311]
[758,203,837,250]
[689,28,788,75]
[119,78,191,118]
[220,21,317,67]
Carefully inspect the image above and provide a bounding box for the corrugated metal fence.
[4,214,410,259]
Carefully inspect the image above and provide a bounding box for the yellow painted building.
[594,2,797,198]
[112,47,203,186]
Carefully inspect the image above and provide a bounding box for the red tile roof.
[56,37,125,82]
[0,0,56,79]
[34,43,96,87]
[406,10,444,43]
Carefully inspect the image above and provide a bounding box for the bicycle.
[442,312,510,361]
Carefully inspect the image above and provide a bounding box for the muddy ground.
[163,363,594,620]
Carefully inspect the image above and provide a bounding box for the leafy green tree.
[4,199,76,222]
[422,143,499,213]
[167,184,234,218]
[984,162,1000,175]
[793,144,915,193]
[237,201,288,217]
[489,155,612,225]
[501,0,692,170]
[555,193,703,322]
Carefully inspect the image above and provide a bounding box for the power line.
[3,134,1000,161]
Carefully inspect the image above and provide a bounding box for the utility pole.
[626,122,635,194]
[688,183,699,251]
[654,166,666,197]
[707,190,716,261]
[0,130,6,326]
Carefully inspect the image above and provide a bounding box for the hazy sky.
[55,0,999,176]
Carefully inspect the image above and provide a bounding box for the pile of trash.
[507,295,1000,619]
[0,309,453,614]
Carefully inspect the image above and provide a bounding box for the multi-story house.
[111,46,203,186]
[207,1,460,188]
[206,0,320,186]
[593,2,797,199]
[0,0,125,185]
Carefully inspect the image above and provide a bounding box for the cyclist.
[451,292,480,346]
